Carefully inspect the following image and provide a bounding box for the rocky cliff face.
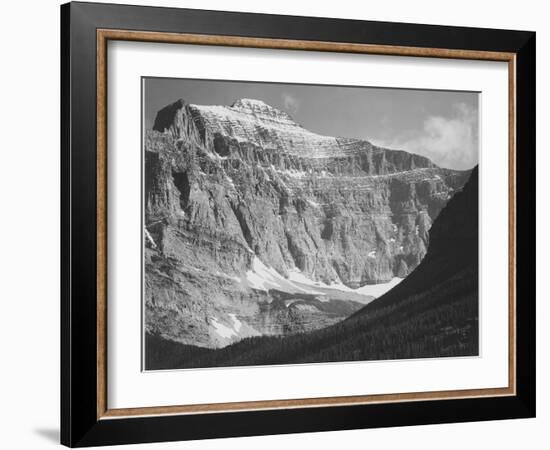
[145,169,479,370]
[144,98,470,349]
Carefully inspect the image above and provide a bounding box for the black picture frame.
[61,1,536,447]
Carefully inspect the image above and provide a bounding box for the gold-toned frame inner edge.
[96,29,517,420]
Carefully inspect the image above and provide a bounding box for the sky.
[143,77,479,170]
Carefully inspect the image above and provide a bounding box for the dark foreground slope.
[146,168,479,370]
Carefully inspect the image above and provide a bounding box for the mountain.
[146,167,479,370]
[144,98,471,349]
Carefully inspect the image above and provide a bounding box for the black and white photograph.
[0,0,541,447]
[143,78,480,370]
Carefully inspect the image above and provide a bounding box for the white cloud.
[372,102,479,170]
[281,92,300,116]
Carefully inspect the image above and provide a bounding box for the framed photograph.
[61,1,536,447]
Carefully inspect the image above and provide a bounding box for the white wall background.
[0,0,545,448]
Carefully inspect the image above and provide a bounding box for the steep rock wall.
[144,98,470,348]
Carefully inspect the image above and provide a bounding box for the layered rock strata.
[144,98,470,348]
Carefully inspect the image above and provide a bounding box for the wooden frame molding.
[96,28,517,421]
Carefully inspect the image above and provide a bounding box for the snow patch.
[144,228,157,249]
[287,269,320,286]
[215,270,241,283]
[277,168,307,178]
[367,250,377,259]
[210,316,237,339]
[293,303,318,312]
[188,102,351,159]
[243,259,403,300]
[228,313,242,332]
[288,268,354,293]
[224,175,236,189]
[244,258,318,294]
[288,268,403,299]
[355,277,403,297]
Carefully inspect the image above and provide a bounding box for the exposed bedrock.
[144,98,471,348]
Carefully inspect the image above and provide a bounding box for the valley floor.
[145,266,478,370]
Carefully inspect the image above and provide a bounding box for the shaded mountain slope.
[145,168,479,369]
[350,166,479,316]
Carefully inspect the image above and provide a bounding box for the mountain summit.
[231,98,294,118]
